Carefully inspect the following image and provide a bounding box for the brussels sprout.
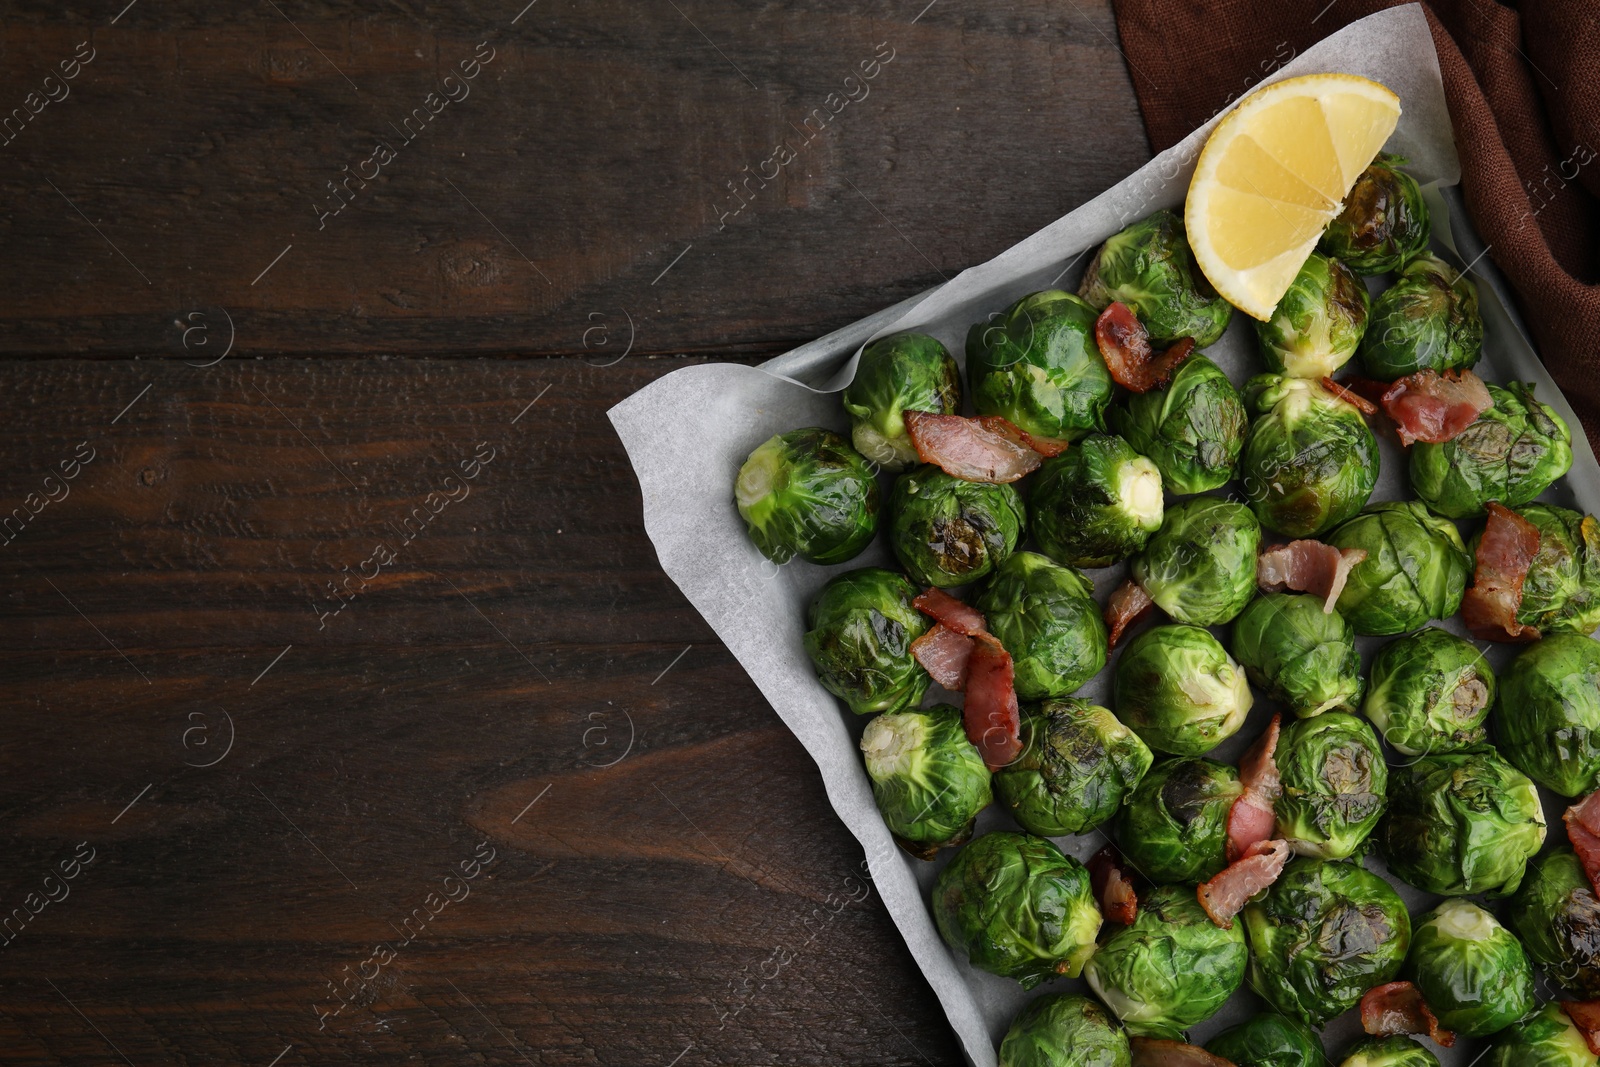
[860,705,992,858]
[1404,898,1535,1039]
[735,427,879,564]
[1507,849,1600,998]
[994,698,1153,837]
[1378,747,1546,897]
[1326,501,1471,635]
[1206,1012,1330,1067]
[889,466,1026,588]
[1508,504,1600,637]
[1029,435,1164,568]
[803,568,931,715]
[1114,624,1253,756]
[967,290,1114,441]
[1243,856,1411,1026]
[1078,210,1234,348]
[1240,375,1379,538]
[1496,634,1600,797]
[1410,381,1573,519]
[1132,497,1263,626]
[1231,593,1364,718]
[1255,253,1371,378]
[1318,156,1432,275]
[1274,713,1386,860]
[1335,1036,1439,1067]
[1486,1001,1600,1067]
[841,332,961,471]
[975,552,1108,699]
[998,994,1132,1067]
[1084,884,1248,1039]
[1363,627,1495,756]
[1112,353,1248,494]
[1360,253,1483,379]
[930,831,1101,988]
[1115,757,1241,884]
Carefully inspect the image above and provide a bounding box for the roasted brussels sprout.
[1115,756,1241,884]
[930,831,1101,988]
[860,705,992,858]
[1131,496,1262,626]
[994,698,1153,837]
[1112,353,1248,494]
[1378,747,1546,897]
[998,994,1132,1067]
[975,552,1108,699]
[1255,253,1370,378]
[1243,856,1411,1026]
[803,568,930,715]
[1206,1012,1330,1067]
[967,290,1114,441]
[1240,374,1379,538]
[1486,1001,1600,1067]
[1318,156,1432,275]
[1496,634,1600,797]
[1114,624,1253,756]
[1509,504,1600,637]
[1326,501,1471,635]
[1405,898,1535,1039]
[1410,381,1573,519]
[1029,435,1164,568]
[1274,713,1387,860]
[1507,849,1600,998]
[1363,627,1495,756]
[1078,210,1233,348]
[1360,253,1483,379]
[1084,884,1248,1039]
[1231,593,1364,718]
[1335,1036,1439,1067]
[889,466,1026,588]
[841,332,961,471]
[735,427,879,564]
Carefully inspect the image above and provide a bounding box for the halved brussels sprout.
[1115,756,1241,884]
[1410,381,1573,519]
[975,552,1108,699]
[735,427,879,564]
[1231,593,1364,718]
[1326,501,1471,635]
[841,332,962,471]
[994,698,1153,837]
[1084,884,1248,1039]
[1255,253,1370,378]
[1360,253,1483,379]
[889,465,1026,588]
[1243,856,1411,1026]
[1131,496,1262,626]
[1206,1012,1330,1067]
[1274,713,1386,860]
[1240,374,1379,538]
[1335,1036,1439,1067]
[1318,156,1432,275]
[1112,353,1248,494]
[1486,1001,1600,1067]
[1029,434,1164,568]
[930,831,1101,988]
[1507,849,1600,998]
[967,290,1114,440]
[1114,624,1253,756]
[1496,634,1600,797]
[860,705,992,858]
[1405,898,1535,1039]
[1363,627,1496,756]
[1078,209,1234,348]
[1378,747,1546,897]
[803,568,930,715]
[1507,504,1600,637]
[998,994,1132,1067]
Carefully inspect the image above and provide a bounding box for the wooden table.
[0,2,1150,1062]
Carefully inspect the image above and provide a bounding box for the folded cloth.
[1110,0,1600,453]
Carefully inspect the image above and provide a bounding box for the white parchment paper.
[610,6,1600,1064]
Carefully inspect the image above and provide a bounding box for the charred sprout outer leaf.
[1205,1011,1331,1067]
[735,427,879,564]
[997,994,1133,1067]
[1326,501,1471,635]
[1335,1036,1439,1067]
[888,465,1026,588]
[1029,434,1164,568]
[1360,253,1483,379]
[1254,253,1371,379]
[1410,381,1573,520]
[1113,624,1253,756]
[860,705,992,857]
[967,289,1114,441]
[1507,849,1600,999]
[803,568,930,715]
[1504,504,1600,637]
[1318,156,1432,275]
[1114,756,1241,885]
[1485,1001,1599,1067]
[841,332,962,471]
[1078,209,1234,348]
[1363,627,1495,757]
[1240,374,1379,538]
[1131,496,1263,626]
[993,698,1153,837]
[1495,633,1600,798]
[1112,353,1248,494]
[1230,592,1365,718]
[1273,713,1387,860]
[1404,898,1536,1039]
[975,552,1108,699]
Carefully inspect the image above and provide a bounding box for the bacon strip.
[904,411,1041,483]
[1129,1038,1237,1067]
[1321,376,1379,416]
[1198,838,1290,928]
[975,416,1071,458]
[964,633,1021,770]
[1094,302,1196,393]
[1462,502,1543,642]
[1377,369,1494,446]
[1565,792,1600,900]
[1227,715,1282,863]
[1360,981,1457,1047]
[1088,845,1138,926]
[1561,1001,1600,1057]
[912,587,987,637]
[1105,579,1157,648]
[1257,540,1369,613]
[911,624,974,691]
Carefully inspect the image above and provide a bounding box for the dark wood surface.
[0,2,1150,1063]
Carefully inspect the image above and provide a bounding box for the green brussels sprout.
[1114,624,1253,756]
[930,831,1101,988]
[735,427,879,564]
[1029,435,1164,568]
[998,994,1132,1067]
[967,290,1114,441]
[1507,849,1600,998]
[1115,757,1241,884]
[1326,501,1471,635]
[1078,210,1234,348]
[975,552,1108,699]
[1318,156,1432,275]
[1360,253,1483,379]
[1496,634,1600,797]
[1243,856,1412,1026]
[1508,504,1600,637]
[994,698,1153,837]
[1274,713,1387,860]
[1404,898,1536,1039]
[841,332,961,471]
[1410,381,1573,519]
[1132,496,1263,626]
[1363,627,1495,756]
[1254,253,1371,378]
[860,705,992,858]
[889,466,1026,588]
[1112,353,1248,494]
[1206,1012,1330,1067]
[1335,1036,1439,1067]
[803,568,931,715]
[1083,884,1248,1039]
[1378,747,1546,897]
[1230,593,1364,718]
[1486,1001,1600,1067]
[1240,374,1379,538]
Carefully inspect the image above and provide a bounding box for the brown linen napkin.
[1110,0,1600,454]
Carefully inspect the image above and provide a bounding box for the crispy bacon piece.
[1321,376,1379,416]
[912,587,987,637]
[975,416,1071,458]
[1088,845,1138,925]
[1105,579,1157,648]
[1129,1038,1237,1067]
[1342,376,1392,406]
[904,411,1042,483]
[965,633,1021,770]
[1565,791,1600,899]
[1227,715,1282,863]
[1377,369,1494,446]
[1360,981,1456,1047]
[1561,1001,1600,1056]
[1094,302,1196,393]
[1257,540,1369,613]
[911,624,974,691]
[1198,839,1290,928]
[1462,502,1543,642]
